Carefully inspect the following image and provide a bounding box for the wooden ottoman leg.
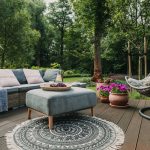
[48,116,53,129]
[91,107,94,116]
[28,108,32,119]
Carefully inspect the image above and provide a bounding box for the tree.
[71,0,110,82]
[29,0,49,67]
[109,0,150,77]
[64,23,93,72]
[47,0,72,69]
[0,0,40,68]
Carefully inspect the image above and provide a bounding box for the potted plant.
[97,84,110,103]
[109,83,129,107]
[96,78,113,98]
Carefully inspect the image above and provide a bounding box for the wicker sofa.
[2,69,62,109]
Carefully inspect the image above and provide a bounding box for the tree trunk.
[1,52,5,68]
[36,46,41,66]
[35,15,41,67]
[60,27,64,69]
[128,41,132,77]
[91,26,103,82]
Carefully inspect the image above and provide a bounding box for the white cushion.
[128,78,143,87]
[142,76,150,86]
[23,69,44,84]
[0,69,20,87]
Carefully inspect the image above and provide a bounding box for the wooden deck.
[0,99,150,150]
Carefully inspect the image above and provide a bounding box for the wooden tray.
[40,84,71,91]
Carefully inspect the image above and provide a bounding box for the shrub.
[31,66,47,70]
[79,77,96,87]
[63,70,90,78]
[50,63,60,69]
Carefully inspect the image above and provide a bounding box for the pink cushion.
[0,69,20,87]
[23,69,44,84]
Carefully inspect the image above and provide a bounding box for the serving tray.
[40,84,71,91]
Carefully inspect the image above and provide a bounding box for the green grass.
[64,77,150,100]
[63,77,87,82]
[64,77,96,91]
[129,90,150,100]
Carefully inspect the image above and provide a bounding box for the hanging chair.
[125,75,150,120]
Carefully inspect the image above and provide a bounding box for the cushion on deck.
[23,69,44,84]
[0,69,20,87]
[39,69,45,78]
[26,87,96,115]
[43,69,60,82]
[12,69,27,84]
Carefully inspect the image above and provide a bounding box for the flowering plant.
[97,84,110,97]
[109,83,128,94]
[97,82,128,97]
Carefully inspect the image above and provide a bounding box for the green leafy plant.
[50,63,60,69]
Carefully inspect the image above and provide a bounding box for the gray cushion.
[12,69,27,84]
[39,70,45,77]
[4,86,19,94]
[71,82,87,88]
[26,87,97,116]
[142,76,150,86]
[43,69,60,82]
[17,84,41,92]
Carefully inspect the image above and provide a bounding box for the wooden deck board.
[118,100,139,132]
[136,100,150,150]
[0,100,150,150]
[121,100,146,150]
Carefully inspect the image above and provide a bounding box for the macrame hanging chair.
[125,75,150,120]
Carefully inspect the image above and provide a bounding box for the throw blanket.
[0,88,8,112]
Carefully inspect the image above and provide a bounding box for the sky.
[44,0,57,5]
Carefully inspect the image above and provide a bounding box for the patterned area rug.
[6,113,124,150]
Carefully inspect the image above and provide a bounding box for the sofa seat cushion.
[0,69,20,87]
[17,84,41,92]
[12,69,27,84]
[4,86,19,94]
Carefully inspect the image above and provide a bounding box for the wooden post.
[138,44,142,80]
[138,56,141,80]
[91,107,94,116]
[28,108,32,119]
[48,116,53,129]
[144,36,147,77]
[128,41,131,77]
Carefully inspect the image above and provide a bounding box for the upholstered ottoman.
[26,87,97,129]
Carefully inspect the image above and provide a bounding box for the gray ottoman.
[26,87,97,128]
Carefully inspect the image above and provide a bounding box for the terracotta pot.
[100,96,109,103]
[109,93,128,106]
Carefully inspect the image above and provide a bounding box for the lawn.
[63,77,150,100]
[63,77,88,82]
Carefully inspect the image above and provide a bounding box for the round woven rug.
[6,113,124,150]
